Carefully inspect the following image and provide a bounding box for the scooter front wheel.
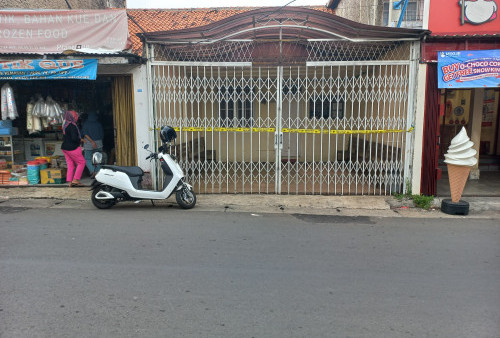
[176,186,196,209]
[91,185,116,209]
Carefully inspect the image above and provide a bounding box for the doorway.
[437,88,500,197]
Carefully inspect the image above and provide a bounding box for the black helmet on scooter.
[160,126,177,143]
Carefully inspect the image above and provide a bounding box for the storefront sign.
[0,9,130,54]
[0,59,97,80]
[428,0,499,36]
[437,50,500,88]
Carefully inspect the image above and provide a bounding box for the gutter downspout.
[396,0,410,28]
[326,0,342,10]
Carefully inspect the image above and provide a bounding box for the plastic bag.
[54,102,64,118]
[32,116,42,132]
[1,83,18,120]
[1,85,7,120]
[6,86,18,119]
[42,99,50,117]
[46,97,55,118]
[26,101,34,133]
[32,96,45,117]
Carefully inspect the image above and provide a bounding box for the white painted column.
[469,88,484,180]
[411,63,428,195]
[131,64,152,172]
[422,0,431,29]
[388,0,394,26]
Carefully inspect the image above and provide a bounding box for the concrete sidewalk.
[1,186,499,219]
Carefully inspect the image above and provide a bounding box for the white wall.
[411,63,427,194]
[131,65,152,171]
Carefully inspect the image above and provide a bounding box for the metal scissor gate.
[143,8,421,195]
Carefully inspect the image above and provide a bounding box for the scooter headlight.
[92,152,103,165]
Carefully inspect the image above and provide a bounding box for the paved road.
[1,205,499,338]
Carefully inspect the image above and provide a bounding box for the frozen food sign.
[0,59,97,80]
[438,50,500,88]
[0,9,130,54]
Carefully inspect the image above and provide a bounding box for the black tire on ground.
[176,188,196,209]
[441,199,469,216]
[91,187,116,209]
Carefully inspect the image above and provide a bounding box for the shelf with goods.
[0,134,22,168]
[0,134,27,185]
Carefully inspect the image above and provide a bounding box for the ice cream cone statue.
[444,127,477,203]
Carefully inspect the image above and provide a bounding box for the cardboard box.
[40,168,66,184]
[49,156,62,168]
[18,176,29,185]
[0,170,11,185]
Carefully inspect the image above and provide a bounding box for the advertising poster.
[0,59,97,80]
[0,9,131,54]
[438,50,500,89]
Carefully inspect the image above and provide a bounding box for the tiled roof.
[127,7,335,55]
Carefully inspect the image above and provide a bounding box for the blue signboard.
[0,59,97,80]
[438,50,500,89]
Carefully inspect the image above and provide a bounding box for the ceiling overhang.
[138,7,428,45]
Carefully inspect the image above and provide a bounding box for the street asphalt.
[0,207,499,337]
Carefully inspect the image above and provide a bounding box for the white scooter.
[89,126,196,210]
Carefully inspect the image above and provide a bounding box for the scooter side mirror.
[144,144,149,150]
[92,152,103,165]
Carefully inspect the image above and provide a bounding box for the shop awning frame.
[138,6,428,45]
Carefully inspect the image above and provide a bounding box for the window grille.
[219,86,254,128]
[309,97,345,120]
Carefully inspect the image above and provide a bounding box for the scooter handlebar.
[145,153,158,160]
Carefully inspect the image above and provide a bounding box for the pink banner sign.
[0,9,131,54]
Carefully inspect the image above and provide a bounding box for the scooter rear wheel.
[91,186,116,209]
[176,187,196,209]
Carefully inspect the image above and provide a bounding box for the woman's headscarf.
[62,110,81,138]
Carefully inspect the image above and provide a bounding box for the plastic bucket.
[35,156,51,163]
[27,161,40,184]
[36,159,48,170]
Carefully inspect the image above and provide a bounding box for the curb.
[1,188,500,218]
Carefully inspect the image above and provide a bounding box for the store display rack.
[0,135,21,167]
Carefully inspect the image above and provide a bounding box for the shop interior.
[0,77,116,185]
[437,88,500,197]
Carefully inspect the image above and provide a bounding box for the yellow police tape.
[151,126,414,134]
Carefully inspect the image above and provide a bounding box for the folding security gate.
[146,34,419,195]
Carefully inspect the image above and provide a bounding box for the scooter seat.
[101,165,144,177]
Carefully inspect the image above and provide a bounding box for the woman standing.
[61,110,86,187]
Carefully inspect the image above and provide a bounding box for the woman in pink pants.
[61,110,86,187]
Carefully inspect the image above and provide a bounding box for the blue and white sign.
[0,59,97,80]
[438,50,500,88]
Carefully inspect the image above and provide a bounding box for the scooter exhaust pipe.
[95,191,115,200]
[95,191,125,200]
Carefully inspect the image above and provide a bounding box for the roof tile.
[127,7,334,54]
